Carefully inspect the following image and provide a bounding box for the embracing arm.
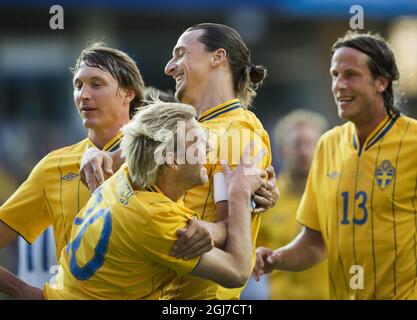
[79,148,123,192]
[189,145,267,288]
[190,186,253,288]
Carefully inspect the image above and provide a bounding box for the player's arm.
[171,161,278,259]
[0,221,18,248]
[0,155,50,246]
[169,205,227,259]
[191,156,280,254]
[0,266,44,300]
[253,226,326,280]
[190,145,267,288]
[79,147,124,192]
[170,179,229,259]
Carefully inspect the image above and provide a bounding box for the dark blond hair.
[121,100,196,188]
[72,42,145,118]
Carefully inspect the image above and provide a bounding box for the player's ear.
[211,48,227,67]
[376,76,389,94]
[123,88,136,104]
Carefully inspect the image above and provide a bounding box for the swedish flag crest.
[375,160,395,190]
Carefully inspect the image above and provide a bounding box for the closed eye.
[73,82,82,90]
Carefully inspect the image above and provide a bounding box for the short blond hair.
[274,109,328,147]
[121,100,196,188]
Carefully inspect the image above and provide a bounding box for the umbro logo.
[327,171,340,179]
[62,172,79,181]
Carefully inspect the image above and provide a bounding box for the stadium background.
[0,0,417,299]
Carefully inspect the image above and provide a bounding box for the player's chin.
[175,87,184,102]
[83,117,103,130]
[337,108,352,121]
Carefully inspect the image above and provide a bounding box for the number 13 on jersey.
[340,191,368,225]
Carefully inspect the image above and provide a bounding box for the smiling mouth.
[337,97,354,107]
[81,107,96,112]
[174,74,184,88]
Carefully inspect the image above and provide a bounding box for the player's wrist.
[228,184,251,200]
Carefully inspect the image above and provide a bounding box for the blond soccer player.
[80,23,278,300]
[0,101,266,300]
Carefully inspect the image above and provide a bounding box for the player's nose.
[164,58,176,76]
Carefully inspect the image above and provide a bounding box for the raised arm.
[190,145,267,288]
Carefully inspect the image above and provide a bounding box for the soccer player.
[0,101,266,300]
[16,66,174,294]
[244,110,329,300]
[80,23,277,300]
[254,31,417,300]
[0,43,145,291]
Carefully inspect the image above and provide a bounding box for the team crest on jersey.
[62,172,79,181]
[375,160,395,190]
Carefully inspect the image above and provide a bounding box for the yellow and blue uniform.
[0,132,123,259]
[45,165,199,300]
[0,166,17,204]
[297,115,417,299]
[257,174,330,300]
[161,99,272,300]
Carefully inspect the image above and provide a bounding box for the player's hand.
[253,246,278,281]
[170,218,214,260]
[253,165,280,214]
[221,142,267,194]
[80,147,114,193]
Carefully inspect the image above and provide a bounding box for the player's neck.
[354,106,387,148]
[189,81,236,117]
[155,175,187,202]
[88,126,123,150]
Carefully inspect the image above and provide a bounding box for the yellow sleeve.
[0,155,51,243]
[296,139,322,232]
[211,121,272,175]
[139,209,200,277]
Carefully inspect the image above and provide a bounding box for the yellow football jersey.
[297,115,417,300]
[161,99,272,300]
[0,166,18,204]
[44,165,199,300]
[257,174,330,300]
[0,132,123,259]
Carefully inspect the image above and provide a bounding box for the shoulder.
[317,123,350,146]
[45,138,89,159]
[25,139,87,176]
[232,108,266,131]
[396,115,417,131]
